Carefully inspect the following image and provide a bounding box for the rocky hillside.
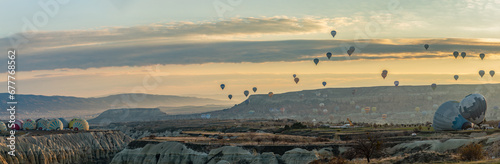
[0,131,132,164]
[88,108,168,125]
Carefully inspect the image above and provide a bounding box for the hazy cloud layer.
[1,17,499,71]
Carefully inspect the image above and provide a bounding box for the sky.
[0,0,499,101]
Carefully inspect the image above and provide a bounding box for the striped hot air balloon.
[69,118,89,131]
[0,122,7,134]
[23,119,37,130]
[48,119,63,131]
[36,119,49,130]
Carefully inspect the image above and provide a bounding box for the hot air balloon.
[220,84,225,90]
[322,81,327,87]
[244,90,249,97]
[268,92,274,98]
[382,114,387,120]
[331,30,336,38]
[433,101,472,131]
[12,120,23,130]
[459,94,487,124]
[23,119,37,130]
[454,75,459,80]
[364,107,371,113]
[252,87,257,93]
[319,103,325,107]
[381,70,388,79]
[479,70,485,78]
[424,44,429,50]
[69,118,89,131]
[372,107,377,112]
[228,94,233,100]
[0,122,7,134]
[415,107,420,112]
[58,118,69,129]
[37,119,49,130]
[47,119,63,131]
[280,107,286,113]
[326,52,332,59]
[461,52,466,59]
[293,74,297,78]
[394,81,399,87]
[294,77,300,84]
[431,83,437,91]
[479,53,485,60]
[313,58,319,65]
[453,51,459,58]
[347,46,355,56]
[490,70,495,77]
[323,109,328,114]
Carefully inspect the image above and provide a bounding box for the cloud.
[1,17,499,71]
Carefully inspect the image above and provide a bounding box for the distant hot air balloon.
[12,120,23,130]
[479,70,485,78]
[490,70,495,77]
[431,83,437,91]
[323,109,328,114]
[331,30,337,38]
[69,118,89,131]
[322,81,327,87]
[293,74,297,78]
[480,53,485,60]
[294,77,300,84]
[415,107,420,112]
[454,75,459,80]
[268,92,274,98]
[220,84,225,90]
[452,51,459,58]
[47,119,63,131]
[364,107,371,113]
[23,119,37,130]
[244,90,249,97]
[461,52,466,59]
[228,94,233,100]
[433,101,471,131]
[459,94,487,124]
[382,114,387,120]
[347,46,355,56]
[252,87,257,93]
[0,122,7,134]
[37,119,49,130]
[424,44,429,50]
[313,58,319,65]
[394,81,399,87]
[319,103,325,107]
[372,107,377,112]
[326,52,332,59]
[381,70,388,79]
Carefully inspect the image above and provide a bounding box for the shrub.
[459,143,484,161]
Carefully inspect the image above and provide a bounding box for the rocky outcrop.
[0,131,132,164]
[111,141,328,164]
[89,108,168,126]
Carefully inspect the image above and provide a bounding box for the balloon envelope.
[453,51,459,58]
[0,122,7,134]
[220,84,225,90]
[490,70,495,77]
[381,70,388,79]
[394,81,399,86]
[322,81,327,86]
[479,70,485,78]
[326,52,332,59]
[228,94,233,100]
[431,83,437,91]
[294,78,300,84]
[24,119,37,130]
[424,44,429,50]
[268,92,274,98]
[252,87,257,93]
[331,30,336,38]
[313,58,319,65]
[459,94,487,124]
[480,53,485,60]
[293,74,296,78]
[454,75,459,80]
[244,90,249,97]
[433,101,471,131]
[461,52,466,59]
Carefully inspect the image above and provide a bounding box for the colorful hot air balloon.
[326,52,332,59]
[431,83,437,91]
[12,120,23,130]
[244,90,249,97]
[424,44,429,50]
[394,81,399,87]
[23,119,37,130]
[58,118,69,129]
[490,70,495,77]
[453,51,459,58]
[364,107,371,113]
[228,94,233,100]
[69,118,89,131]
[454,75,459,80]
[252,87,257,93]
[268,92,274,98]
[47,119,63,131]
[432,101,471,131]
[461,52,466,59]
[381,70,388,79]
[382,114,387,120]
[347,46,355,56]
[220,84,225,90]
[415,107,420,112]
[294,77,300,84]
[313,58,319,65]
[459,94,487,124]
[0,122,7,134]
[479,70,485,78]
[331,30,337,38]
[322,81,327,87]
[37,119,49,130]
